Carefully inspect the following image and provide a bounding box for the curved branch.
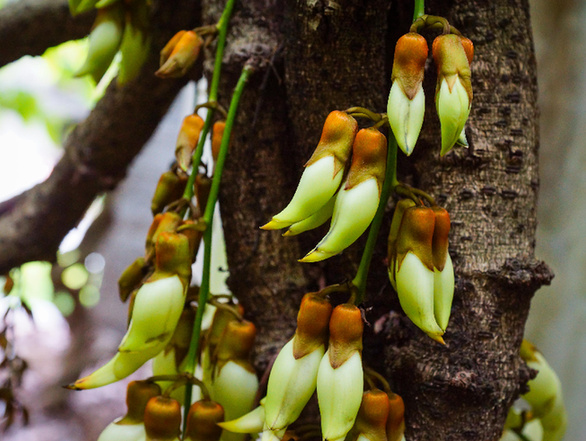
[0,0,95,68]
[0,0,202,274]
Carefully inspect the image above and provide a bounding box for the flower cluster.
[71,0,152,85]
[97,380,225,441]
[262,111,387,262]
[387,200,454,343]
[387,29,474,156]
[219,294,406,441]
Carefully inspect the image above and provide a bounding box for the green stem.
[351,134,398,304]
[181,0,237,206]
[182,65,253,430]
[413,0,425,22]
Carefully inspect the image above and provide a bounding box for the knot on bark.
[490,258,554,293]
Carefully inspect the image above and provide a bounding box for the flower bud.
[433,34,473,156]
[352,390,389,441]
[160,31,186,66]
[178,220,204,261]
[118,5,151,85]
[144,396,182,441]
[300,128,386,262]
[151,171,188,216]
[262,111,357,230]
[184,400,225,441]
[264,294,332,434]
[393,206,444,342]
[210,320,259,441]
[317,304,364,441]
[97,380,161,441]
[156,30,203,79]
[431,207,454,332]
[195,173,212,213]
[175,114,206,172]
[75,5,124,83]
[386,393,405,441]
[387,33,428,156]
[118,256,149,302]
[153,231,192,286]
[146,212,183,259]
[212,121,227,164]
[520,341,564,419]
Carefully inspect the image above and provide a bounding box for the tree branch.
[0,0,202,274]
[0,0,95,68]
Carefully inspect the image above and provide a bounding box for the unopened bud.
[433,34,473,156]
[176,114,206,172]
[212,121,227,163]
[386,393,405,441]
[300,128,386,262]
[144,396,182,441]
[156,30,203,79]
[151,171,188,216]
[293,293,332,358]
[388,33,428,155]
[153,231,192,285]
[118,256,149,302]
[262,111,357,230]
[146,212,183,259]
[185,400,225,441]
[353,390,389,441]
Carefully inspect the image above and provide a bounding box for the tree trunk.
[215,0,552,440]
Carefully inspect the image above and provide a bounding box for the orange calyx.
[211,121,227,163]
[144,396,182,439]
[392,32,428,99]
[431,207,450,271]
[305,110,358,173]
[185,399,225,441]
[386,392,406,441]
[216,320,257,362]
[293,293,332,358]
[119,380,162,424]
[395,206,435,271]
[357,389,390,431]
[345,128,387,193]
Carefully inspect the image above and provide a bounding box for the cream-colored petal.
[317,351,363,441]
[301,179,379,262]
[265,340,324,430]
[396,252,444,342]
[388,83,425,156]
[434,253,455,332]
[119,276,185,353]
[263,156,343,229]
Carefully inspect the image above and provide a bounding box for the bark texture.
[213,0,552,440]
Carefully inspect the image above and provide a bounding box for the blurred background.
[0,0,584,439]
